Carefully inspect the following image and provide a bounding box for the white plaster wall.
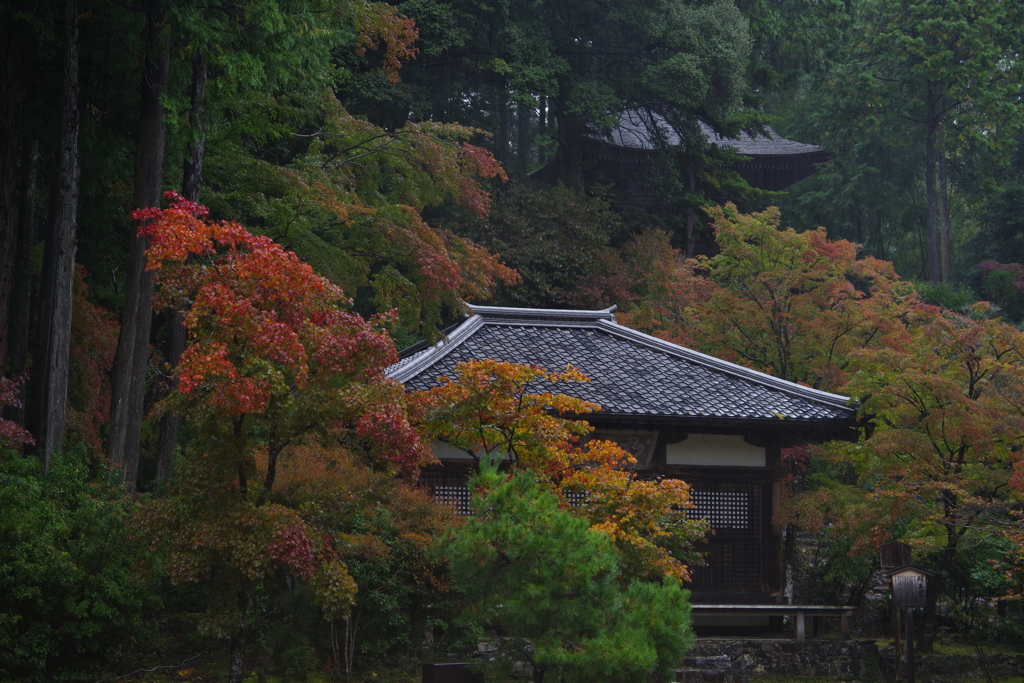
[665,433,766,467]
[430,439,511,460]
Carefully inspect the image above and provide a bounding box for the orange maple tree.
[133,192,432,677]
[581,204,1024,621]
[577,204,914,393]
[411,360,706,582]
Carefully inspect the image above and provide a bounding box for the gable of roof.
[388,305,857,424]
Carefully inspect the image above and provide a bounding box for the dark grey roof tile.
[389,306,857,423]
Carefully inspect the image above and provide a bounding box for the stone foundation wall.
[676,640,1023,682]
[677,640,879,683]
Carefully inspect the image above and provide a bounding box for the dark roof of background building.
[388,305,857,424]
[603,110,824,157]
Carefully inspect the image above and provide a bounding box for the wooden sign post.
[885,566,933,683]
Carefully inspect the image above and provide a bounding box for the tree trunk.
[516,101,531,175]
[155,50,205,482]
[921,492,963,652]
[938,133,950,283]
[6,141,38,428]
[30,0,80,466]
[181,51,206,203]
[924,94,940,285]
[495,94,510,165]
[108,0,169,488]
[0,7,24,375]
[684,171,696,257]
[555,108,584,192]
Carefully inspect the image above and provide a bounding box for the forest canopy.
[2,0,1024,679]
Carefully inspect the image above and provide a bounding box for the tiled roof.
[603,110,824,157]
[388,305,857,424]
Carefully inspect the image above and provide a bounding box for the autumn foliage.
[0,376,34,448]
[576,203,1024,617]
[66,268,119,455]
[411,360,706,582]
[579,204,916,392]
[134,192,432,640]
[220,93,518,342]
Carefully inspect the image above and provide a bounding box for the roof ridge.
[467,303,618,322]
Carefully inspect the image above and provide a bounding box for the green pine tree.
[445,458,693,683]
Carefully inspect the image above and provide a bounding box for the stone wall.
[677,640,880,683]
[676,640,1023,683]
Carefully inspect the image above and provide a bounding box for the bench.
[690,604,858,642]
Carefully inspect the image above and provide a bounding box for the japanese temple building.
[533,110,829,208]
[388,304,860,620]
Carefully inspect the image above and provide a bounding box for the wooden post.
[795,609,805,642]
[905,607,915,683]
[894,604,902,681]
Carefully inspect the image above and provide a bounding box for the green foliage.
[445,459,693,683]
[202,90,516,343]
[940,533,1018,635]
[772,0,1024,284]
[0,445,155,682]
[441,181,619,308]
[391,0,752,186]
[971,142,1024,267]
[777,96,925,270]
[736,0,856,99]
[913,280,978,315]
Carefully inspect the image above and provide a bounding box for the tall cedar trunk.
[924,91,940,284]
[30,0,80,466]
[938,134,950,282]
[684,171,696,257]
[6,141,38,428]
[555,107,584,192]
[496,94,510,165]
[0,6,24,375]
[155,51,206,482]
[109,0,168,488]
[516,102,531,175]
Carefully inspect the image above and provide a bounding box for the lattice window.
[562,490,589,507]
[688,490,750,530]
[423,476,587,515]
[425,478,473,516]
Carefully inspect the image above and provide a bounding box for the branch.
[98,646,212,682]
